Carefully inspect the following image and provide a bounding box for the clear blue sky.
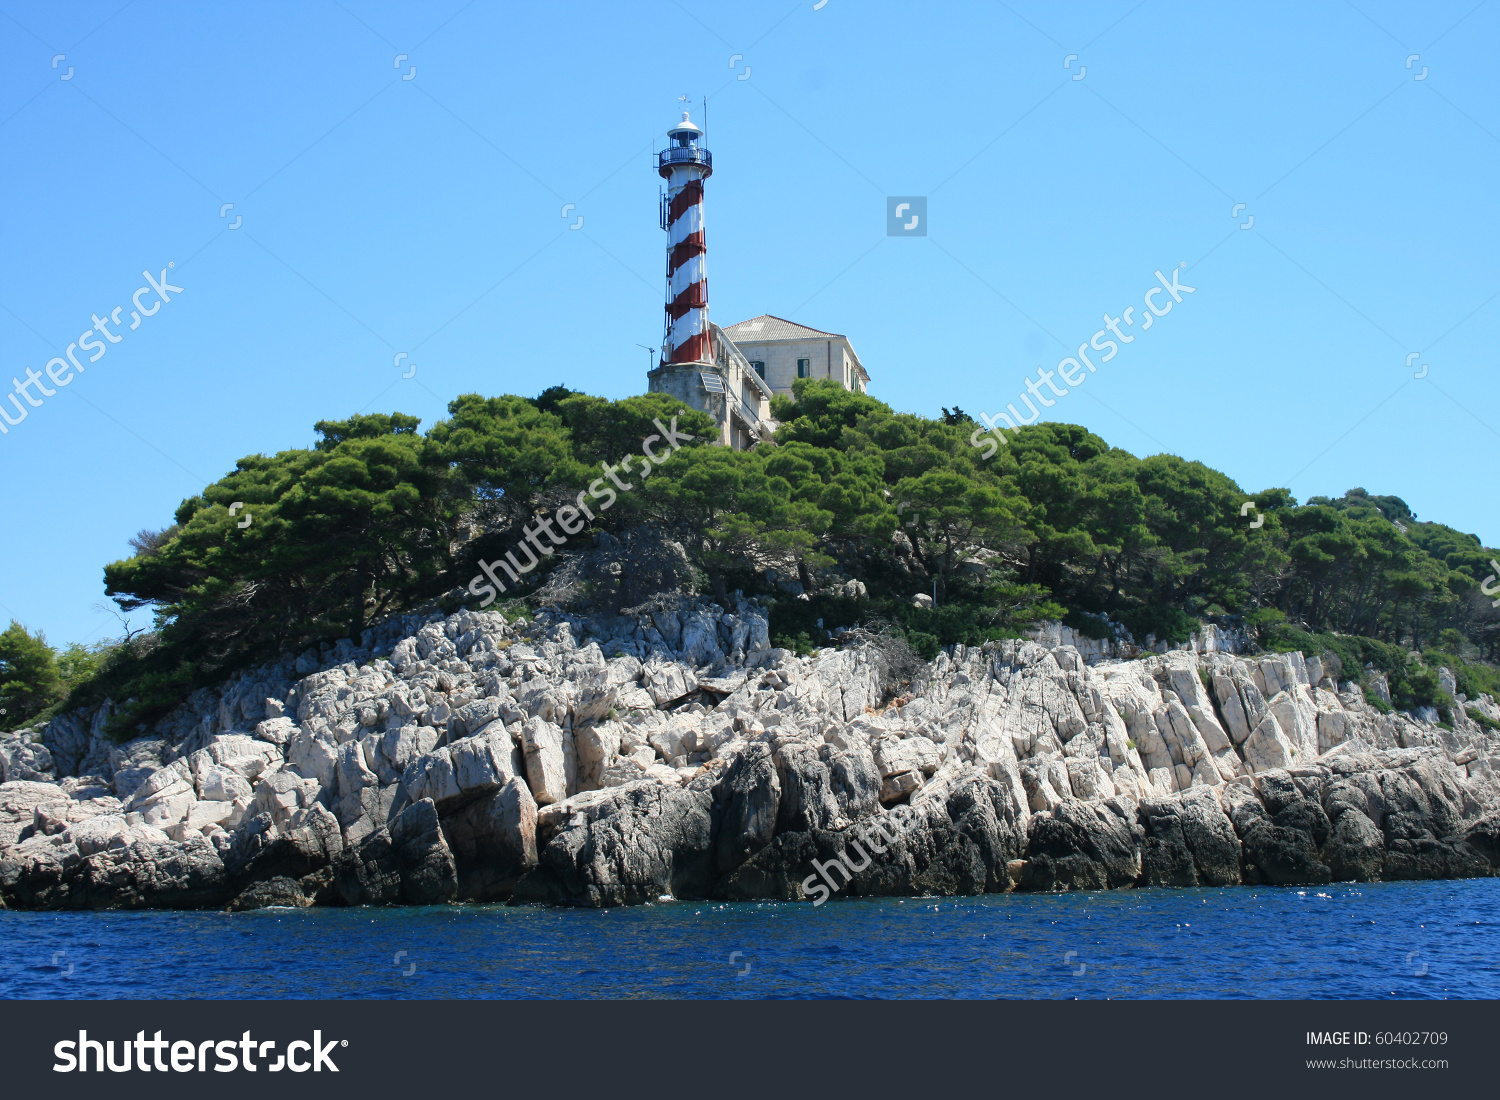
[1,0,1496,648]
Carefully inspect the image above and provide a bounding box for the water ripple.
[1,879,1496,1000]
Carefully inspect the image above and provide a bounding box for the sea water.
[3,879,1497,999]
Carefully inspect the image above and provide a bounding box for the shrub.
[768,592,867,645]
[775,631,819,657]
[1062,609,1113,641]
[1115,606,1199,646]
[1403,664,1444,711]
[837,621,931,692]
[1244,607,1286,645]
[904,630,941,661]
[1467,706,1500,731]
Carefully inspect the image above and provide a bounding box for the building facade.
[719,315,869,398]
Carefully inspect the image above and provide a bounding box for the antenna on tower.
[636,343,658,371]
[703,93,708,139]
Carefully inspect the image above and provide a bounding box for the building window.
[797,358,810,379]
[750,361,765,379]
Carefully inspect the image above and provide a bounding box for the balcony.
[658,146,712,175]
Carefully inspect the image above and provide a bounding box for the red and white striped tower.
[658,108,713,365]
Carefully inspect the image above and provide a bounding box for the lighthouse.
[645,104,866,449]
[648,103,772,450]
[658,108,713,365]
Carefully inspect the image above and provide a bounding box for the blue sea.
[4,880,1497,999]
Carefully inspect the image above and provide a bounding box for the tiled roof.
[722,315,843,341]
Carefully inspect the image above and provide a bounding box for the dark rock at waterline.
[512,780,715,907]
[335,798,458,906]
[1139,799,1200,888]
[83,835,231,910]
[1463,813,1500,868]
[441,777,538,901]
[945,776,1027,893]
[721,830,832,901]
[1022,799,1142,892]
[1224,780,1332,886]
[711,743,779,879]
[228,875,313,911]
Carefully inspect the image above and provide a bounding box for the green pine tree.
[0,621,63,729]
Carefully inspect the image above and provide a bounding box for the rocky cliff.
[3,599,1499,910]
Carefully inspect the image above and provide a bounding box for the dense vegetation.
[3,379,1497,738]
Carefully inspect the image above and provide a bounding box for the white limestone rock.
[1066,756,1112,800]
[1212,674,1253,743]
[403,746,462,807]
[879,769,922,804]
[200,765,254,804]
[191,736,281,785]
[1243,712,1297,773]
[575,724,622,792]
[168,799,242,839]
[453,726,523,788]
[335,740,377,823]
[65,814,133,856]
[255,716,298,746]
[288,726,339,793]
[252,768,320,829]
[521,717,572,805]
[642,659,698,706]
[872,735,942,779]
[1268,689,1319,760]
